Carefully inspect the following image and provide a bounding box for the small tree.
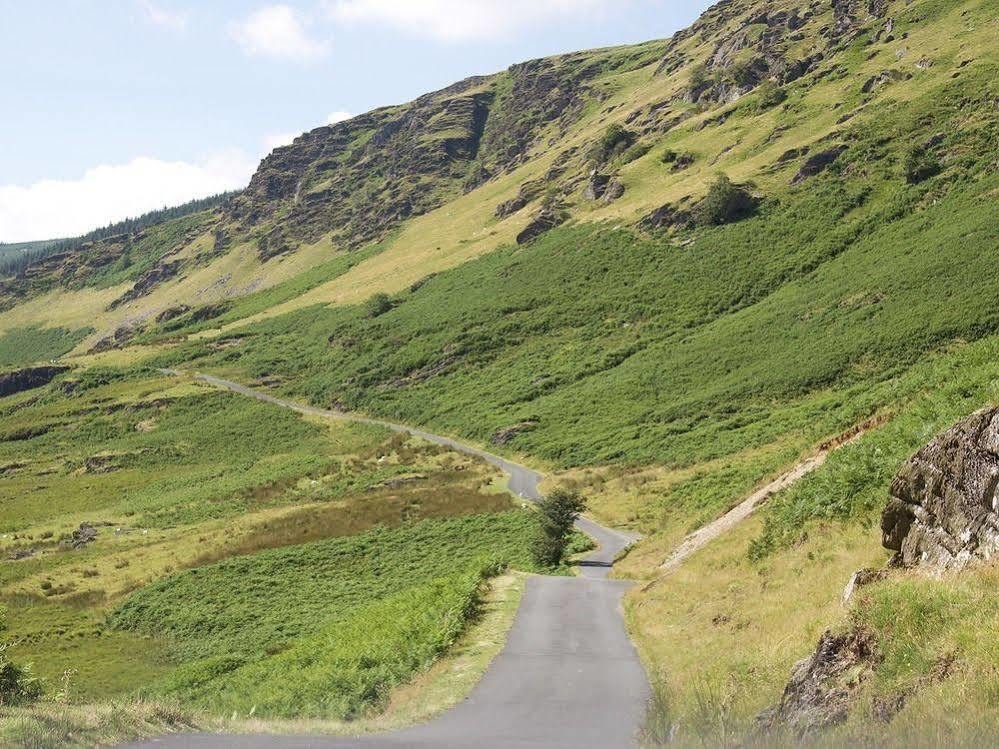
[532,489,587,568]
[588,124,636,166]
[364,292,393,318]
[694,174,757,226]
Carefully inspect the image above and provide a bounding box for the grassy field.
[0,365,531,710]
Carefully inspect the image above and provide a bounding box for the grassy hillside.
[1,0,997,744]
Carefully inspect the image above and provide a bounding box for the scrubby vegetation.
[110,513,536,718]
[692,174,756,226]
[0,644,43,707]
[0,325,92,367]
[0,366,526,715]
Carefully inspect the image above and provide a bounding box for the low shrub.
[694,174,757,226]
[0,644,43,707]
[364,292,393,318]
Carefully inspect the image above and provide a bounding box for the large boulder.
[757,627,880,735]
[882,407,999,570]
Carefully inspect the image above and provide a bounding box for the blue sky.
[0,1,711,241]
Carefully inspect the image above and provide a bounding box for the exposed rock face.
[228,85,494,248]
[639,202,693,232]
[108,260,183,310]
[758,627,881,735]
[516,206,568,245]
[882,407,999,570]
[228,54,607,250]
[0,365,69,397]
[89,325,136,353]
[603,179,625,203]
[155,305,191,324]
[791,146,848,185]
[495,180,545,218]
[861,69,909,94]
[582,172,612,201]
[66,522,98,549]
[491,421,538,445]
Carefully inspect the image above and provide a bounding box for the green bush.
[902,145,940,184]
[533,489,587,567]
[364,292,393,318]
[0,644,43,706]
[694,174,757,226]
[755,81,787,111]
[588,124,636,165]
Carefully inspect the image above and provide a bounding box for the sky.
[0,1,712,242]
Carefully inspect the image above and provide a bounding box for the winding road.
[132,372,649,748]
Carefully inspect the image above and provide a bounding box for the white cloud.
[0,152,257,243]
[327,110,354,124]
[230,5,330,62]
[327,0,608,42]
[140,0,190,31]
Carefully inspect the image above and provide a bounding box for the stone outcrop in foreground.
[882,406,999,570]
[762,408,999,735]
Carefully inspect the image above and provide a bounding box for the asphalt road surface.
[132,373,650,748]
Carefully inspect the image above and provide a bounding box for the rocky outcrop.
[602,179,625,203]
[791,146,848,185]
[639,202,693,232]
[64,522,98,549]
[155,305,191,324]
[228,52,607,251]
[108,259,183,310]
[495,180,545,218]
[582,172,612,201]
[758,627,881,735]
[228,84,495,248]
[861,69,909,94]
[0,365,69,397]
[491,421,538,445]
[89,325,136,353]
[516,206,568,245]
[882,407,999,571]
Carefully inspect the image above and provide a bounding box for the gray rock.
[516,206,567,245]
[758,628,880,735]
[582,171,611,201]
[602,179,625,203]
[882,407,999,570]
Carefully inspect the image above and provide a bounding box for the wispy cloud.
[139,0,190,31]
[326,0,608,42]
[0,152,256,242]
[230,5,330,62]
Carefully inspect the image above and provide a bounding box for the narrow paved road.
[132,372,649,748]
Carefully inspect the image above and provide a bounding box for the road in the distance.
[131,372,650,748]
